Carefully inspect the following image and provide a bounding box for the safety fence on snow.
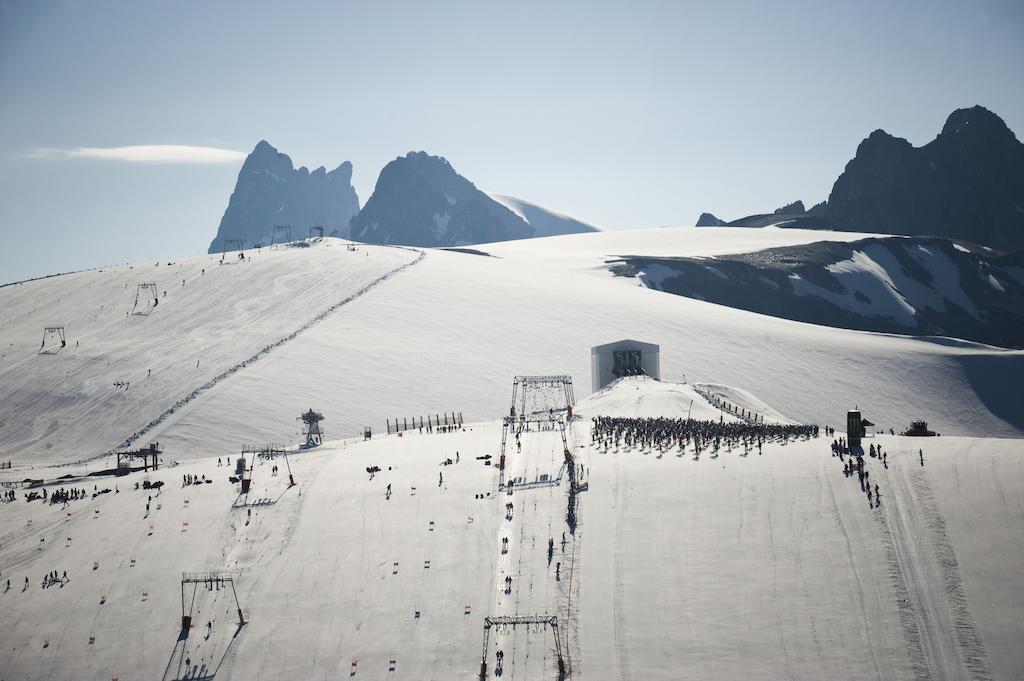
[386,412,463,434]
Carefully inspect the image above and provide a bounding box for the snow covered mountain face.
[207,140,359,253]
[613,236,1024,348]
[487,193,600,238]
[349,151,536,247]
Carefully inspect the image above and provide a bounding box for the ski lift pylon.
[130,283,159,316]
[39,326,67,354]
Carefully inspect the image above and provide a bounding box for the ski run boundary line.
[86,247,426,462]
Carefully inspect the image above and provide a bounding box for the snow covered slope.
[487,194,600,238]
[0,240,419,463]
[2,378,1021,680]
[576,376,741,422]
[580,429,1024,681]
[1,227,1022,470]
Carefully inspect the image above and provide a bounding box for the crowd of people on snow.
[40,569,69,589]
[182,473,211,487]
[415,422,463,434]
[830,436,890,508]
[590,416,818,454]
[46,486,89,506]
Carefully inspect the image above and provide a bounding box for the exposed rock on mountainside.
[696,212,727,227]
[823,106,1024,251]
[208,140,359,253]
[349,152,533,247]
[611,236,1024,348]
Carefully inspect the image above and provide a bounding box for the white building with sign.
[590,339,661,392]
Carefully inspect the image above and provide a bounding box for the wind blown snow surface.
[1,227,1023,680]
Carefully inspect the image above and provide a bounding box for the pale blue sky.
[1,0,1022,283]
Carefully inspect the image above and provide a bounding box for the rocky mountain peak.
[207,141,360,253]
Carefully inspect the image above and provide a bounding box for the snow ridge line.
[92,248,426,461]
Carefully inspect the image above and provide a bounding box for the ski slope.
[577,376,743,422]
[1,227,1021,469]
[136,230,1023,460]
[1,378,1021,680]
[0,240,418,464]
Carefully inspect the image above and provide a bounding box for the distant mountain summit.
[209,145,597,251]
[693,106,1024,250]
[208,141,359,253]
[350,152,534,247]
[823,106,1024,250]
[695,212,726,227]
[694,201,829,229]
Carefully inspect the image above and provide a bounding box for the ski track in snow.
[820,457,887,681]
[879,449,993,681]
[92,247,425,462]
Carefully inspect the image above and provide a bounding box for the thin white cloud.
[24,145,246,164]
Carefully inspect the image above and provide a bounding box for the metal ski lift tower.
[499,375,575,488]
[299,409,325,448]
[130,283,159,315]
[510,375,575,420]
[180,571,245,634]
[39,326,67,354]
[271,225,292,248]
[220,239,244,263]
[479,614,565,679]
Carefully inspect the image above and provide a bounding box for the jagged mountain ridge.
[207,140,360,253]
[824,106,1024,251]
[693,106,1024,251]
[349,152,534,247]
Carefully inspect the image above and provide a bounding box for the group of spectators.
[591,416,818,454]
[47,487,88,506]
[831,437,882,507]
